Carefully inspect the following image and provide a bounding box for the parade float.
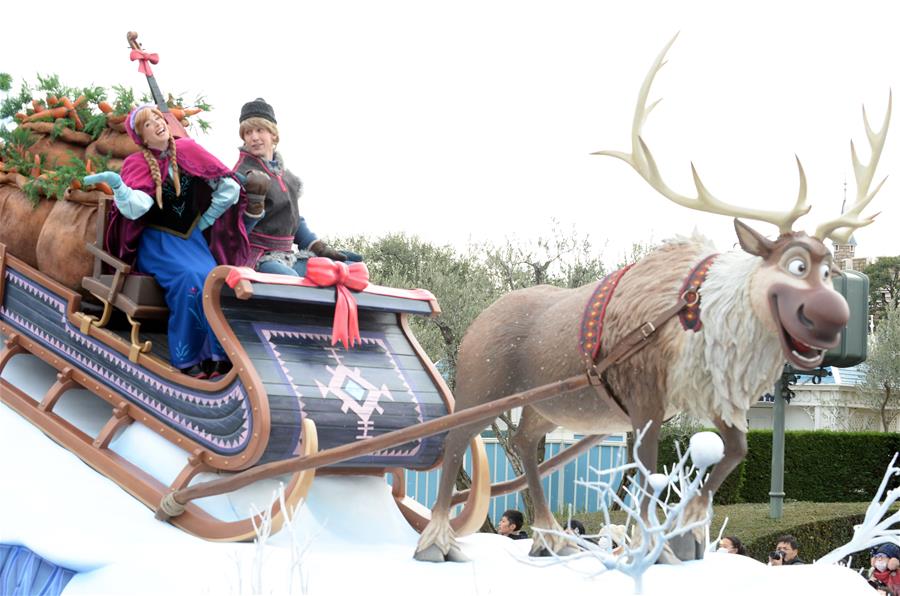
[0,33,890,596]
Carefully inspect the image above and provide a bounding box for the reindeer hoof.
[414,543,469,563]
[446,544,470,562]
[666,534,704,562]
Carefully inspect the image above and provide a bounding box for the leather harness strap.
[589,296,689,378]
[575,253,716,419]
[585,297,689,417]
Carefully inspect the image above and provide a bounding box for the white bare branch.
[525,426,724,594]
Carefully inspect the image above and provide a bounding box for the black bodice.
[143,172,203,238]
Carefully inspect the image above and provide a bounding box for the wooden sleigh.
[0,216,624,542]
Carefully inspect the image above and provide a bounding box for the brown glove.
[244,171,270,217]
[310,239,347,261]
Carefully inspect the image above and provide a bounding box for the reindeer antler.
[594,34,812,235]
[814,93,892,243]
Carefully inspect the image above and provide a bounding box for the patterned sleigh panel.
[0,265,255,456]
[218,287,449,470]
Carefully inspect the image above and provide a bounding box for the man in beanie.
[234,98,361,276]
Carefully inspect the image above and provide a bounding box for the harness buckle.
[586,364,603,386]
[640,321,656,338]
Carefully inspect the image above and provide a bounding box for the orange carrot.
[85,159,93,173]
[62,97,83,130]
[26,107,69,122]
[93,182,113,195]
[70,178,82,191]
[32,99,45,112]
[107,114,127,125]
[184,107,203,117]
[30,155,41,178]
[168,108,185,120]
[98,101,113,114]
[14,113,27,122]
[72,95,86,108]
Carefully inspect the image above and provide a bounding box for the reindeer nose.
[801,291,850,342]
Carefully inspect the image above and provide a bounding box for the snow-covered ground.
[0,352,878,595]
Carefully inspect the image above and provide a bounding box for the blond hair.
[239,117,279,146]
[134,107,180,208]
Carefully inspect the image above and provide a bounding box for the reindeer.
[413,37,891,563]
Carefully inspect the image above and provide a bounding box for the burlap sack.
[87,129,140,160]
[28,134,87,168]
[35,192,100,292]
[19,122,91,168]
[0,185,55,268]
[84,143,125,172]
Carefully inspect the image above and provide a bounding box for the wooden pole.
[163,373,592,514]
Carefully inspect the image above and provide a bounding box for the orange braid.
[141,147,163,209]
[168,136,181,197]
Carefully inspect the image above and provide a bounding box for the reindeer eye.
[820,264,831,281]
[786,258,807,277]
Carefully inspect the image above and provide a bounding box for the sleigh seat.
[80,196,167,362]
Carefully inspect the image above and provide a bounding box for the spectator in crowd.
[717,535,747,556]
[496,509,528,540]
[774,534,804,565]
[868,543,900,594]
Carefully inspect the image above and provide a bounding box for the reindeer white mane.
[668,250,784,431]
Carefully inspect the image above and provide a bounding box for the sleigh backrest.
[81,196,168,319]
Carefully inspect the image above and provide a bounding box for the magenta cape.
[105,137,250,269]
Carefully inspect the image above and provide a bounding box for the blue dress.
[115,168,239,369]
[136,225,224,369]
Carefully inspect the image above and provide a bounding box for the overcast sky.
[4,1,900,264]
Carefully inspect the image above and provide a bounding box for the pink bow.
[129,49,159,76]
[304,257,370,348]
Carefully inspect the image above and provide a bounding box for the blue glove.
[83,171,122,189]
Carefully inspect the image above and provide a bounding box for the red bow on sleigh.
[304,257,370,348]
[129,49,159,76]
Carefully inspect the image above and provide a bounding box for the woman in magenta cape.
[86,105,249,378]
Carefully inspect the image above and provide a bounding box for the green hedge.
[659,429,900,504]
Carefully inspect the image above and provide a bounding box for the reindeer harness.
[578,254,719,416]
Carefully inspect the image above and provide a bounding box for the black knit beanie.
[240,98,277,124]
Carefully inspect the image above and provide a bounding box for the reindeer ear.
[734,219,775,258]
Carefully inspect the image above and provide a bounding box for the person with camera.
[766,535,804,566]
